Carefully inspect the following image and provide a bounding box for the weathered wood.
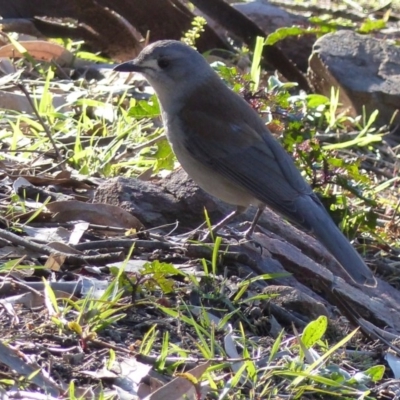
[0,0,226,59]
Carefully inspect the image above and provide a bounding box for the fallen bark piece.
[263,285,329,320]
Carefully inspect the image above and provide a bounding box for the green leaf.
[265,27,307,46]
[291,328,359,388]
[68,321,83,335]
[363,365,385,382]
[76,51,111,63]
[323,133,382,150]
[306,94,330,108]
[265,26,331,46]
[269,329,285,363]
[250,36,264,91]
[359,18,386,33]
[302,316,328,348]
[128,95,160,118]
[154,139,175,171]
[142,260,184,276]
[142,260,185,294]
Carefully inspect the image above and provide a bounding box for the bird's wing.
[177,108,376,286]
[179,109,323,230]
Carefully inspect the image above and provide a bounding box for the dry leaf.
[44,253,67,271]
[143,362,210,400]
[9,174,93,189]
[47,200,144,229]
[0,40,74,66]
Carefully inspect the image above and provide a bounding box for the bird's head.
[114,40,215,109]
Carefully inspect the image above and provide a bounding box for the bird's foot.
[174,226,243,243]
[171,228,204,243]
[238,235,263,252]
[201,226,263,251]
[172,224,263,252]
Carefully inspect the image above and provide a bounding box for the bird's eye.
[157,58,170,69]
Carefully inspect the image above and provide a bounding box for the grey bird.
[114,40,376,287]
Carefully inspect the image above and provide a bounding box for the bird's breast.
[164,116,256,208]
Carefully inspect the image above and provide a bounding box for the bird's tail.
[297,197,376,287]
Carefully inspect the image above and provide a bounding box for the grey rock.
[233,1,313,71]
[94,169,234,231]
[308,30,400,130]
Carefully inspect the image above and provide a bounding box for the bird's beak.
[113,60,144,73]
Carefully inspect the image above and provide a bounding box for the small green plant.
[182,16,207,48]
[250,36,264,91]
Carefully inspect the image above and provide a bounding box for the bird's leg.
[212,206,247,234]
[243,206,265,238]
[174,206,245,242]
[200,205,247,242]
